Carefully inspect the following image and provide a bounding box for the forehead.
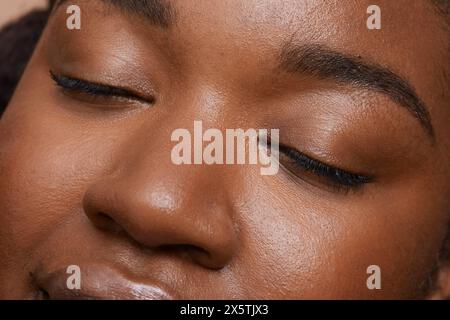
[155,1,447,110]
[64,0,447,71]
[167,0,445,61]
[110,0,447,85]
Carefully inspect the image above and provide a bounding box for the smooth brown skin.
[0,0,449,299]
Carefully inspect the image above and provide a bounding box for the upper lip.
[36,264,176,300]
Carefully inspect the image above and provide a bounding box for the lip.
[36,264,175,300]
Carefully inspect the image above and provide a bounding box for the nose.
[82,137,238,270]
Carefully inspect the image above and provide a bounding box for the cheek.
[233,171,446,299]
[0,94,121,262]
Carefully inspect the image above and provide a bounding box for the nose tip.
[82,179,237,270]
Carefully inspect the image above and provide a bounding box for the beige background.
[0,0,47,27]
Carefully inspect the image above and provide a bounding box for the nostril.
[97,212,114,222]
[92,212,124,233]
[157,244,220,268]
[158,244,209,256]
[37,288,50,300]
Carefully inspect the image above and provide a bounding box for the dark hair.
[0,4,52,115]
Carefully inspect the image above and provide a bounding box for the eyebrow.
[55,0,175,28]
[280,44,435,138]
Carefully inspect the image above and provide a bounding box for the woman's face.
[0,0,449,299]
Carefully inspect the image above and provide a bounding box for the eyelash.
[50,71,151,104]
[278,144,372,192]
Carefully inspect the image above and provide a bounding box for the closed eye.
[278,144,373,192]
[50,71,154,105]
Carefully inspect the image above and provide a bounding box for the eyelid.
[50,71,154,104]
[278,144,373,189]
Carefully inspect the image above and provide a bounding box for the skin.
[0,0,449,299]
